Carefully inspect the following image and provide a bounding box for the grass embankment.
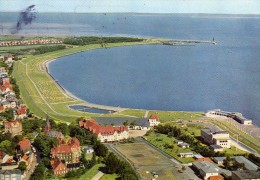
[210,120,260,154]
[7,35,203,123]
[100,174,118,180]
[12,39,167,123]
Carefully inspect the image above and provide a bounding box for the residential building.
[15,106,27,120]
[232,170,260,180]
[79,119,129,142]
[179,152,193,158]
[0,169,22,180]
[85,146,94,154]
[201,129,230,149]
[50,157,68,175]
[233,156,259,171]
[1,154,18,170]
[148,114,160,126]
[178,142,190,148]
[212,157,226,166]
[210,145,224,152]
[44,118,65,144]
[5,120,22,137]
[18,138,31,154]
[51,137,81,164]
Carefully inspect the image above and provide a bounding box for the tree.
[58,123,69,135]
[105,152,119,174]
[18,161,27,171]
[93,142,108,157]
[123,120,129,126]
[0,140,12,153]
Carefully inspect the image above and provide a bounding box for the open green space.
[145,132,195,163]
[77,164,104,180]
[114,142,176,180]
[100,174,118,180]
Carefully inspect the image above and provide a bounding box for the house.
[50,157,68,175]
[5,120,22,137]
[233,156,258,171]
[148,114,160,126]
[1,101,11,109]
[51,137,81,164]
[79,119,129,142]
[19,154,33,168]
[178,142,190,148]
[232,170,260,180]
[0,169,22,180]
[44,118,65,144]
[210,145,224,152]
[179,152,194,158]
[201,129,231,148]
[212,157,226,166]
[1,154,18,170]
[176,140,184,145]
[193,161,224,180]
[85,146,94,154]
[195,158,214,163]
[18,138,31,154]
[15,105,27,120]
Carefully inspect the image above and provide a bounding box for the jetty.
[161,38,217,46]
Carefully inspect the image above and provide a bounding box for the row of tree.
[63,36,143,46]
[33,45,66,55]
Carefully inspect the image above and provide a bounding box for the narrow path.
[23,62,80,118]
[144,111,149,118]
[91,171,104,180]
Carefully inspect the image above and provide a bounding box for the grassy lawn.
[145,132,195,163]
[100,174,118,180]
[77,164,104,180]
[147,111,204,123]
[223,146,247,156]
[114,142,176,180]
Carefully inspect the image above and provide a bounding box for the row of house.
[0,39,63,47]
[0,137,33,180]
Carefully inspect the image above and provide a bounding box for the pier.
[161,39,217,46]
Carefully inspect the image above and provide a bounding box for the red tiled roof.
[51,137,80,155]
[18,138,31,151]
[50,156,68,173]
[5,120,21,128]
[0,106,4,111]
[149,114,159,121]
[17,106,27,115]
[79,119,128,135]
[195,157,213,163]
[209,175,224,180]
[0,151,3,159]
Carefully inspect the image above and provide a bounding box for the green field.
[114,142,176,180]
[145,132,195,163]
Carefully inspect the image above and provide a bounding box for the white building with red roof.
[4,120,22,137]
[15,105,27,120]
[148,114,160,126]
[79,119,129,143]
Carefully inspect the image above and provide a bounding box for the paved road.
[91,171,104,180]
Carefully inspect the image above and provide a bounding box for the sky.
[0,0,260,14]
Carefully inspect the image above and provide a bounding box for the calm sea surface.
[1,13,260,125]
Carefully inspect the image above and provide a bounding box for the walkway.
[144,111,149,118]
[91,171,104,180]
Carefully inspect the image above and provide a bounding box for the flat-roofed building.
[232,170,260,180]
[201,129,230,148]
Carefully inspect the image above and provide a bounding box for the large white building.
[201,129,231,148]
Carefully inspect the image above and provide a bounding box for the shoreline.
[44,59,127,112]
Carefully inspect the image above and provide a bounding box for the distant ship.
[212,37,217,45]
